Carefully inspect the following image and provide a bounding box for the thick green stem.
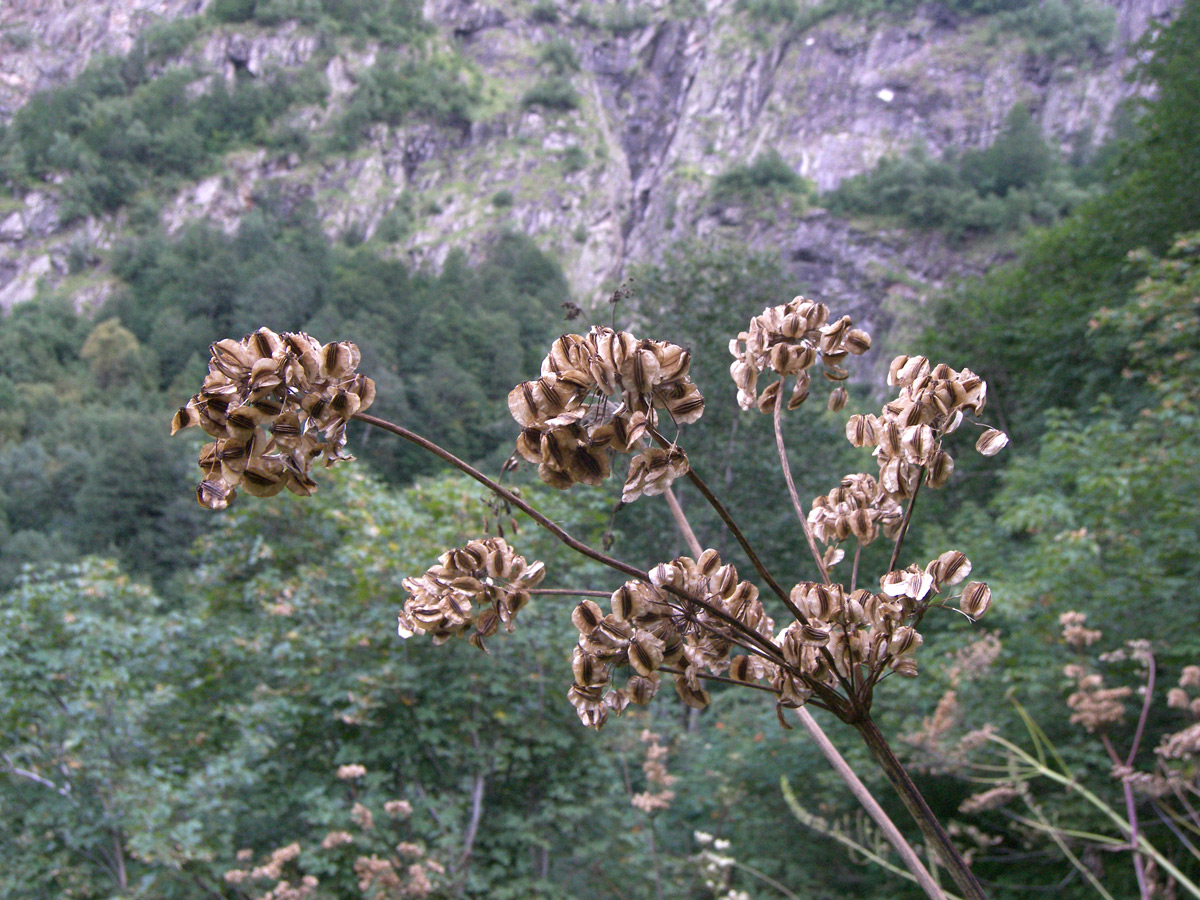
[854,715,989,900]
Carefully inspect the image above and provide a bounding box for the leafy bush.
[530,0,560,22]
[539,37,580,74]
[521,77,580,111]
[561,144,588,174]
[711,149,813,205]
[329,51,480,151]
[603,5,652,35]
[825,105,1091,241]
[491,189,514,208]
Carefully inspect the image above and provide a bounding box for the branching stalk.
[355,413,789,667]
[772,382,831,585]
[659,485,947,900]
[854,715,989,900]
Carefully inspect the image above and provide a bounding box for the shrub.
[560,145,588,174]
[539,38,579,74]
[530,0,559,22]
[521,77,580,111]
[491,189,514,208]
[711,149,812,205]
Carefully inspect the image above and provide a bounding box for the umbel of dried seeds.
[172,328,375,509]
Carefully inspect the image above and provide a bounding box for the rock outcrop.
[0,0,1183,314]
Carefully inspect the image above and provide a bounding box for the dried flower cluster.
[1059,610,1103,649]
[729,296,871,413]
[567,550,773,728]
[631,729,678,813]
[508,326,704,499]
[845,356,1007,499]
[1159,666,1200,763]
[760,553,987,702]
[1064,662,1131,733]
[808,472,903,549]
[224,843,319,900]
[172,328,375,509]
[397,538,545,651]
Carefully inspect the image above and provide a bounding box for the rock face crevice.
[0,0,1183,314]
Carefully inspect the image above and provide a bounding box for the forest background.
[0,0,1198,897]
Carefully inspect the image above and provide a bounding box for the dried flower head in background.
[729,296,871,413]
[397,538,545,651]
[172,328,375,509]
[844,355,1006,499]
[509,326,704,497]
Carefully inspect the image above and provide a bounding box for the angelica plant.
[174,298,1009,900]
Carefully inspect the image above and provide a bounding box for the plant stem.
[854,714,989,900]
[648,429,799,619]
[659,485,944,899]
[662,487,701,558]
[772,382,831,584]
[888,472,924,573]
[354,412,787,665]
[797,710,949,900]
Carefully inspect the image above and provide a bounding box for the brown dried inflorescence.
[808,473,903,549]
[762,553,985,698]
[172,328,375,509]
[397,538,545,651]
[508,326,703,498]
[729,296,871,413]
[567,549,773,729]
[845,355,1006,499]
[1064,663,1131,733]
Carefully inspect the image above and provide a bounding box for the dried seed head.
[975,428,1010,456]
[729,296,871,415]
[959,582,992,620]
[173,328,375,509]
[397,538,545,649]
[509,327,703,491]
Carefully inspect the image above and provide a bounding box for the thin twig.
[648,427,801,618]
[887,472,924,573]
[772,381,831,584]
[850,540,862,593]
[658,488,944,900]
[663,487,702,557]
[529,588,612,598]
[354,413,788,666]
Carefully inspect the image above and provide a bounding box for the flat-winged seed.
[959,582,992,619]
[975,428,1010,456]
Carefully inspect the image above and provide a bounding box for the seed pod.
[827,386,848,412]
[925,449,955,487]
[960,582,992,619]
[976,428,1009,456]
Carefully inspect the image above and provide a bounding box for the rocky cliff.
[0,0,1182,322]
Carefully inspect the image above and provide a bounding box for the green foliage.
[826,105,1091,242]
[539,37,580,74]
[491,188,514,208]
[603,5,652,35]
[710,149,813,207]
[328,49,481,152]
[922,1,1200,442]
[0,51,326,218]
[561,144,588,174]
[521,77,580,112]
[208,0,426,36]
[530,0,560,23]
